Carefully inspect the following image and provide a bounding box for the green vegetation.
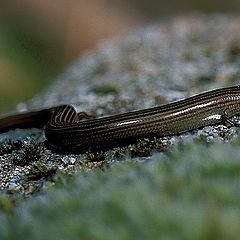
[196,74,215,84]
[91,84,119,96]
[1,141,240,239]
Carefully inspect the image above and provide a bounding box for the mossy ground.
[1,140,240,239]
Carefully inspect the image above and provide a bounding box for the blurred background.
[0,0,240,112]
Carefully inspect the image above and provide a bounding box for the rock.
[1,14,240,193]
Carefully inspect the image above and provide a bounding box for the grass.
[1,141,240,239]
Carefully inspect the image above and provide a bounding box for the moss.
[196,74,215,84]
[26,162,57,181]
[196,133,209,143]
[91,84,119,96]
[0,194,18,213]
[128,137,170,158]
[0,142,240,238]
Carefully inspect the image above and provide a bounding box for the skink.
[0,85,240,153]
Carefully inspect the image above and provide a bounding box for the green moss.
[196,74,215,84]
[1,141,240,238]
[91,84,119,96]
[26,162,57,181]
[195,133,208,143]
[0,194,19,213]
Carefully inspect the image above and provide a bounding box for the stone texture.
[1,14,240,193]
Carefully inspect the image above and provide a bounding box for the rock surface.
[1,14,240,193]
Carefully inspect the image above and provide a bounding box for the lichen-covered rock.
[1,14,240,194]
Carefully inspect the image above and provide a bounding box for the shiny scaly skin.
[1,85,240,153]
